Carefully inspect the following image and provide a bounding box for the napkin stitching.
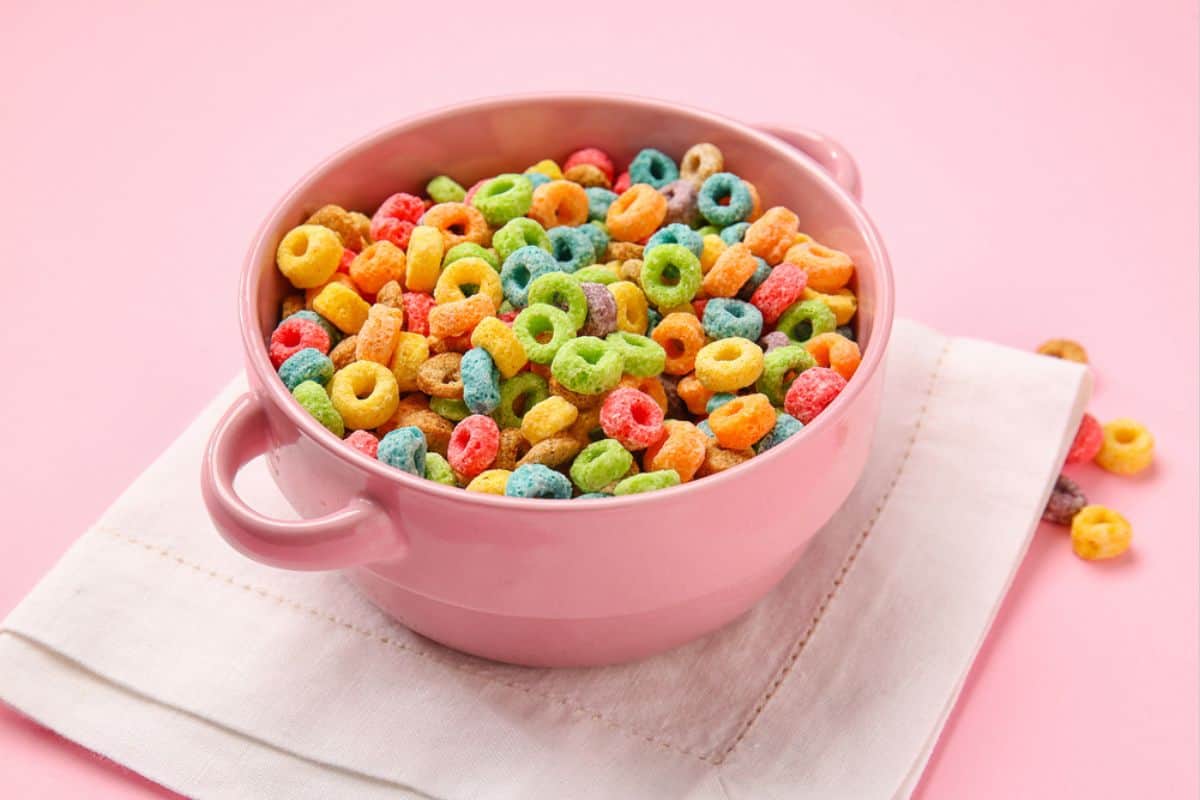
[93,526,718,763]
[712,339,952,765]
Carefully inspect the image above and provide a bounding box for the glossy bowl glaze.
[201,94,894,667]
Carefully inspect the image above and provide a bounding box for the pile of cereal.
[1037,338,1154,561]
[268,143,862,499]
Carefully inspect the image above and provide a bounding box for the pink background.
[1,1,1196,796]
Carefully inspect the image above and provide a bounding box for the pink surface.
[0,0,1195,795]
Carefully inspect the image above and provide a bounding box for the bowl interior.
[248,95,888,363]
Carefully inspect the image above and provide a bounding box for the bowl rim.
[240,91,895,511]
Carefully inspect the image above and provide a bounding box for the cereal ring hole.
[1114,427,1137,444]
[288,232,310,256]
[790,321,813,341]
[278,328,301,346]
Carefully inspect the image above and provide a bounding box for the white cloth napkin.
[0,319,1090,800]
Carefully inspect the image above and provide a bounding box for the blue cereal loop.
[505,463,573,499]
[585,187,618,222]
[286,309,341,345]
[645,223,703,257]
[278,347,334,391]
[524,171,551,189]
[737,257,772,300]
[378,426,427,476]
[500,245,560,307]
[720,222,751,245]
[628,148,679,189]
[756,413,804,453]
[698,173,753,227]
[461,347,501,414]
[578,222,610,261]
[706,393,737,414]
[547,226,597,273]
[703,297,764,341]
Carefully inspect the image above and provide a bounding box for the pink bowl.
[201,94,894,667]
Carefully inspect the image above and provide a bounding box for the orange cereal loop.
[652,312,706,375]
[619,374,669,414]
[421,202,490,249]
[427,332,474,355]
[563,163,611,189]
[644,419,707,482]
[744,207,800,265]
[569,405,603,442]
[606,184,667,242]
[805,332,862,380]
[312,281,370,334]
[785,240,855,293]
[744,180,763,221]
[1036,338,1089,364]
[528,179,589,228]
[702,243,758,298]
[376,280,404,309]
[605,241,645,262]
[355,304,404,364]
[434,256,503,308]
[428,293,496,339]
[404,224,445,292]
[350,241,406,294]
[306,204,368,250]
[707,393,776,450]
[675,373,714,416]
[803,286,857,325]
[305,271,356,310]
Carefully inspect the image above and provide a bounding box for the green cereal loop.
[444,242,499,271]
[613,469,680,495]
[471,173,534,226]
[570,439,634,493]
[605,332,666,377]
[572,265,619,285]
[513,303,575,365]
[550,336,623,395]
[426,175,466,204]
[423,452,458,485]
[292,380,344,436]
[776,299,837,345]
[493,217,551,263]
[697,225,720,236]
[430,396,471,422]
[640,243,701,309]
[495,372,549,429]
[756,345,817,406]
[528,272,588,330]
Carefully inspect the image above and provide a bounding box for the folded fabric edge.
[0,632,434,800]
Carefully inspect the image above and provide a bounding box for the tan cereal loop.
[329,335,358,370]
[1037,338,1089,364]
[415,352,464,398]
[306,204,368,250]
[517,434,584,469]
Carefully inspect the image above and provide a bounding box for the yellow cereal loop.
[521,396,580,445]
[470,316,527,378]
[1071,505,1133,560]
[608,280,649,334]
[699,234,727,274]
[803,287,857,326]
[276,224,343,289]
[1094,418,1155,475]
[329,361,400,430]
[694,337,765,392]
[305,271,357,310]
[434,256,504,308]
[466,469,512,494]
[389,331,430,392]
[525,159,563,180]
[312,282,370,334]
[405,225,444,292]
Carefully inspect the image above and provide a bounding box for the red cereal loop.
[600,387,666,450]
[750,263,808,325]
[447,414,500,478]
[269,316,331,368]
[613,171,631,193]
[691,298,709,318]
[1066,412,1103,465]
[784,366,847,424]
[499,310,519,324]
[463,179,488,205]
[338,248,357,274]
[345,430,379,459]
[402,292,435,335]
[371,193,424,248]
[563,147,615,183]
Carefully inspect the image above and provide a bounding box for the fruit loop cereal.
[268,142,866,497]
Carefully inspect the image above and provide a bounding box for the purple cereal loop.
[1042,474,1087,525]
[657,373,689,420]
[760,331,792,353]
[660,179,701,227]
[579,282,618,337]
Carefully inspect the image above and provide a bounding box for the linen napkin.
[0,319,1090,800]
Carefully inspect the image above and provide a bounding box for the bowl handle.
[755,126,863,200]
[200,392,404,570]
